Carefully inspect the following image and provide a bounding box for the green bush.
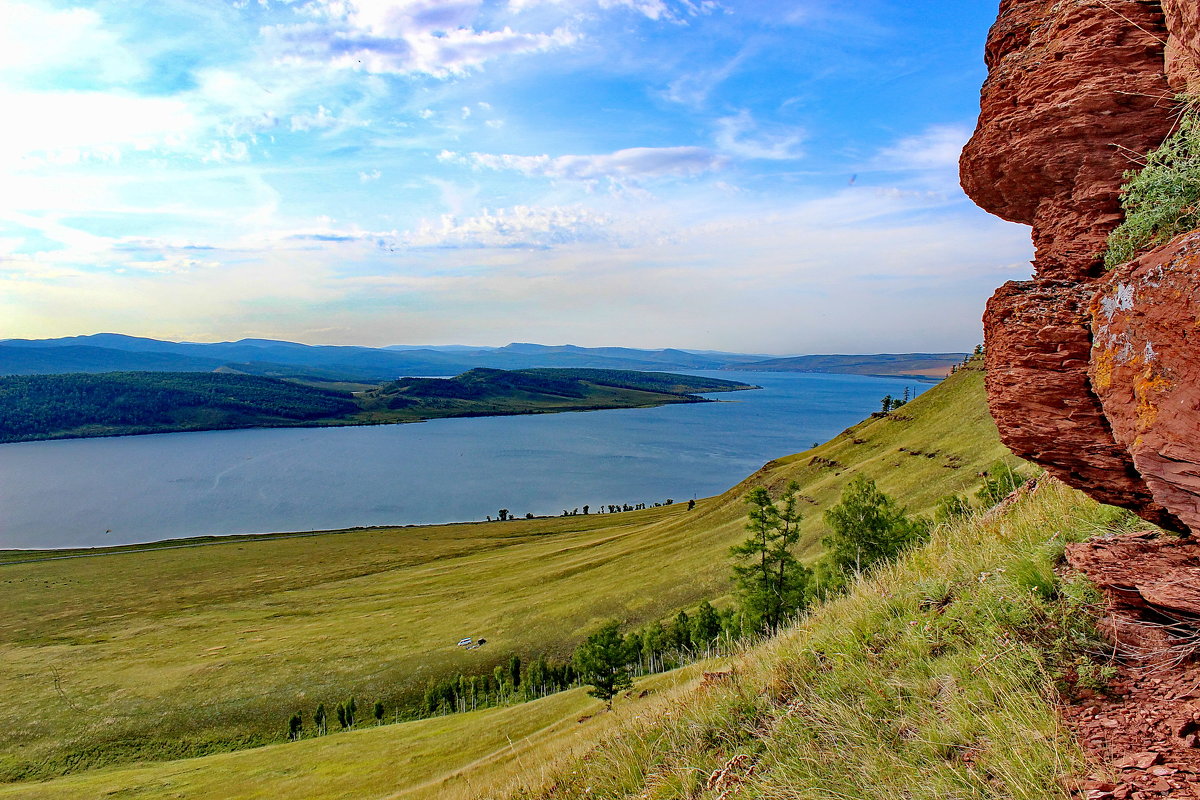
[1106,100,1200,268]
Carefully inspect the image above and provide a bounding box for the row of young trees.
[493,498,697,521]
[879,387,912,414]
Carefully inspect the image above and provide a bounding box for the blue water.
[0,371,927,549]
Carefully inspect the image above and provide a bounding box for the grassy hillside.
[0,363,1009,784]
[0,665,712,800]
[528,478,1140,800]
[0,368,752,443]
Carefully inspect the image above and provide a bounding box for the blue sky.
[0,0,1030,352]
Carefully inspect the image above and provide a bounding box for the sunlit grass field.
[0,664,713,800]
[0,364,1010,786]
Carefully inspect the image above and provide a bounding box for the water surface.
[0,371,927,549]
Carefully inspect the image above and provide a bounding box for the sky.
[0,0,1031,353]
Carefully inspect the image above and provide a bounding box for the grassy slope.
[0,364,1010,783]
[0,666,712,800]
[529,479,1141,800]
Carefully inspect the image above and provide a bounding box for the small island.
[0,368,757,443]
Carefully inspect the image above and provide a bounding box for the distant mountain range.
[0,334,967,381]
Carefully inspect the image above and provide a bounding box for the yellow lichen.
[1092,346,1115,391]
[1134,368,1172,431]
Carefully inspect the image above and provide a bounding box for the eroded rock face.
[960,0,1173,279]
[1091,232,1200,534]
[984,280,1179,529]
[962,0,1200,532]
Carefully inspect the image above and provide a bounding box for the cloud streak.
[439,146,728,186]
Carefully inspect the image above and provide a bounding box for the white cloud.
[290,105,337,131]
[0,89,202,167]
[714,109,804,160]
[507,0,722,22]
[358,169,382,182]
[267,1,578,77]
[0,1,145,85]
[404,205,616,248]
[439,146,727,185]
[874,125,971,171]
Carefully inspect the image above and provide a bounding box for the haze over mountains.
[0,334,967,382]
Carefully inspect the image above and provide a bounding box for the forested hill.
[0,369,755,443]
[356,368,755,422]
[0,372,358,443]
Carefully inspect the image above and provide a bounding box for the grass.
[1106,98,1200,268]
[526,478,1144,800]
[0,665,714,800]
[0,363,1010,782]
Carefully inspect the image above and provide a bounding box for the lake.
[0,371,928,549]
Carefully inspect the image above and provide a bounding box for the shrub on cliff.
[1106,100,1200,268]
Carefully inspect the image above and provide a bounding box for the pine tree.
[574,620,633,709]
[731,481,811,633]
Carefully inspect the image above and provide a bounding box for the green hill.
[0,362,1010,789]
[355,367,755,421]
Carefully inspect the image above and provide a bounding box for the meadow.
[0,363,1011,789]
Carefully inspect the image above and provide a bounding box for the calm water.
[0,371,927,549]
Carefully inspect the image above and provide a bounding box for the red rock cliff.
[961,0,1200,533]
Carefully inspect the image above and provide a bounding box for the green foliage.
[691,600,721,646]
[822,475,929,576]
[976,461,1026,507]
[379,368,750,403]
[1106,100,1200,267]
[313,703,327,736]
[573,620,634,709]
[934,493,972,524]
[537,481,1124,800]
[287,713,302,741]
[731,481,812,633]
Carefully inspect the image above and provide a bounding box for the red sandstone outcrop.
[962,0,1200,533]
[1066,531,1200,625]
[984,280,1178,528]
[1090,231,1200,534]
[960,0,1172,279]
